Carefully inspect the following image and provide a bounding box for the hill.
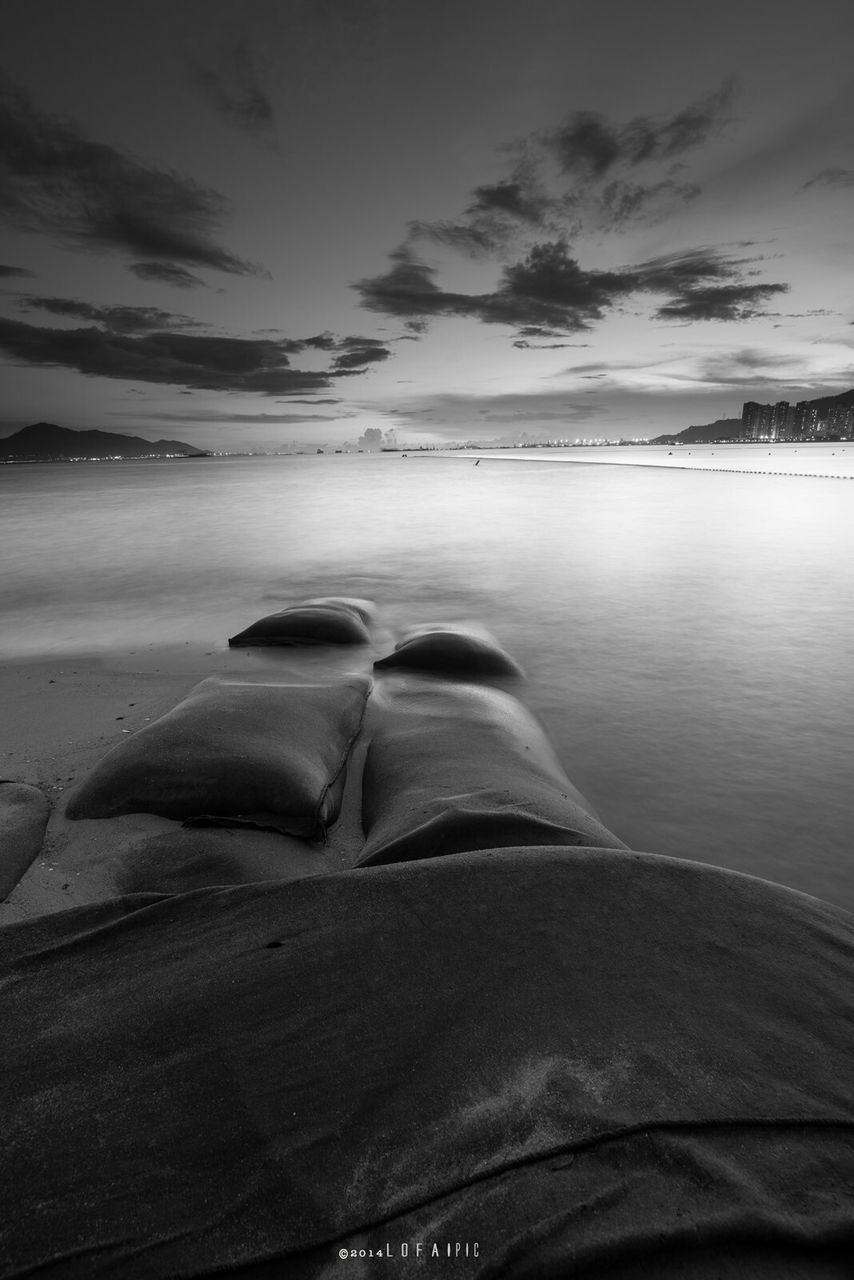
[650,418,743,445]
[0,422,206,461]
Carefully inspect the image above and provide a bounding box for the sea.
[3,443,853,911]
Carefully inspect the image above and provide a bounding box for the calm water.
[2,451,853,909]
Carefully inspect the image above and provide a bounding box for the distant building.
[741,401,773,439]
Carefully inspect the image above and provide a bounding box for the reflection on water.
[2,451,852,909]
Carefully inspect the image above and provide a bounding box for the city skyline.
[1,0,853,451]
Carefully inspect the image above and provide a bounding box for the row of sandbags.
[228,595,524,675]
[1,602,536,901]
[64,664,624,893]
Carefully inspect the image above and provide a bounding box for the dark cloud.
[0,264,33,278]
[512,338,589,349]
[0,316,379,395]
[189,42,277,145]
[0,76,260,275]
[128,262,207,289]
[409,167,561,258]
[17,295,202,333]
[357,240,788,336]
[331,343,392,371]
[397,82,734,266]
[278,398,342,405]
[802,167,854,190]
[542,82,735,176]
[355,242,618,333]
[654,282,789,322]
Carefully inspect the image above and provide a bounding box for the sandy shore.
[0,642,378,926]
[446,443,854,478]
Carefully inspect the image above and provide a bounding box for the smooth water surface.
[2,451,852,908]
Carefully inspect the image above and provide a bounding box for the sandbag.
[0,780,50,899]
[359,677,624,865]
[374,623,523,676]
[113,826,328,895]
[228,602,370,647]
[1,848,851,1277]
[65,676,370,839]
[304,596,376,624]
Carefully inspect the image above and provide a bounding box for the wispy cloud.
[541,82,735,177]
[128,262,207,289]
[0,264,34,279]
[404,81,734,265]
[0,74,261,277]
[188,41,277,147]
[381,389,609,440]
[16,295,203,333]
[125,410,349,424]
[802,167,854,190]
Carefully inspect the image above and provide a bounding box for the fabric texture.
[65,676,371,839]
[113,825,327,895]
[1,847,851,1277]
[359,677,624,865]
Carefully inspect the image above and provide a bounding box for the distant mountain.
[802,388,854,415]
[650,418,743,445]
[0,422,206,461]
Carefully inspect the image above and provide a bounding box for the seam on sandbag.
[311,680,372,844]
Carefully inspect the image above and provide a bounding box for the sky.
[1,0,853,451]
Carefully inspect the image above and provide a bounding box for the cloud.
[0,316,382,395]
[356,240,788,337]
[189,42,277,146]
[0,75,260,276]
[129,261,207,289]
[384,389,610,440]
[405,82,734,263]
[696,348,803,386]
[17,295,202,333]
[654,282,789,322]
[331,343,393,371]
[355,241,633,334]
[512,338,591,349]
[125,410,346,424]
[0,264,33,278]
[542,81,735,176]
[802,167,854,190]
[408,166,562,258]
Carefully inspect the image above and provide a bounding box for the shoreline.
[429,443,854,480]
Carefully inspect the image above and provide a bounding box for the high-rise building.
[741,401,773,439]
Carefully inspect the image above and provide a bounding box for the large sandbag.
[0,781,50,899]
[359,677,624,865]
[374,623,523,676]
[0,848,851,1277]
[304,596,376,624]
[66,676,370,839]
[228,602,370,647]
[113,826,329,895]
